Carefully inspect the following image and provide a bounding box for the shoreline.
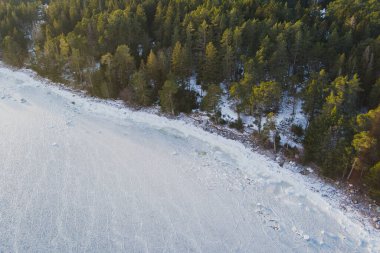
[2,62,379,233]
[149,108,380,231]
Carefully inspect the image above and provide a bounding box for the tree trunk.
[347,158,358,181]
[257,114,262,134]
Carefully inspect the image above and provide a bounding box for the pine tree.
[162,3,175,47]
[230,73,253,119]
[303,69,329,123]
[201,42,220,89]
[100,52,115,97]
[253,38,269,82]
[262,112,280,152]
[250,80,282,133]
[304,75,361,177]
[220,29,236,82]
[369,78,380,108]
[367,162,380,201]
[42,35,62,80]
[171,41,190,86]
[201,84,222,113]
[146,50,159,82]
[1,35,25,67]
[157,49,171,79]
[351,105,380,187]
[69,48,85,83]
[113,45,136,90]
[130,64,152,106]
[153,2,164,43]
[159,75,179,115]
[269,33,288,82]
[146,49,164,96]
[59,35,70,61]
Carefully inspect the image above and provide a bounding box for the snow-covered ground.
[218,85,307,148]
[275,93,307,148]
[0,64,379,252]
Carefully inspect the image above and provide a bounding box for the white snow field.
[0,65,379,253]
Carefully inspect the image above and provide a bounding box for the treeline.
[0,0,39,66]
[0,0,379,200]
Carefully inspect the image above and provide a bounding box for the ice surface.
[0,64,379,252]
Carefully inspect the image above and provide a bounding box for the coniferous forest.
[1,0,380,200]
